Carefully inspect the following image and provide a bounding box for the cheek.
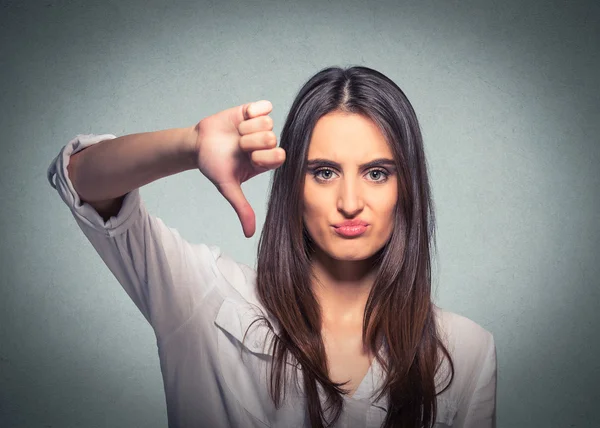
[301,194,318,227]
[385,185,399,219]
[302,200,324,229]
[302,185,326,219]
[302,198,331,244]
[377,198,398,234]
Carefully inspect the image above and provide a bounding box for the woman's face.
[302,111,398,262]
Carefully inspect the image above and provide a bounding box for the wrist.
[180,124,199,170]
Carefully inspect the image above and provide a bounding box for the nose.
[337,177,364,217]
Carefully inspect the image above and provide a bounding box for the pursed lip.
[333,219,369,228]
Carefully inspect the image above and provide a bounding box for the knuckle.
[239,135,251,150]
[251,151,263,165]
[265,132,276,146]
[263,116,273,129]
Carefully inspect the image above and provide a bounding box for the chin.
[328,246,374,262]
[332,254,369,262]
[329,240,389,262]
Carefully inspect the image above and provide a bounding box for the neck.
[310,246,379,326]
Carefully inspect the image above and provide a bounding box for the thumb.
[217,182,256,238]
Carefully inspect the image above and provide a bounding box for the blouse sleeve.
[47,134,222,341]
[463,332,498,428]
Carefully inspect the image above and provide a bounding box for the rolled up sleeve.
[47,134,221,341]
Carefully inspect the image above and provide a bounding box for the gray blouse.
[47,133,497,428]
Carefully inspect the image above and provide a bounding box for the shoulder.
[432,305,498,425]
[208,245,262,306]
[432,304,496,392]
[433,304,494,352]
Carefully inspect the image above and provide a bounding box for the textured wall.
[1,0,598,426]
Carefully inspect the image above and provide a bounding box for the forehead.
[307,112,392,159]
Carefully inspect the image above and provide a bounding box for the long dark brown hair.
[252,65,454,427]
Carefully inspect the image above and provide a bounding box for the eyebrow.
[306,158,396,170]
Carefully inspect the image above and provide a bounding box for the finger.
[242,100,273,121]
[239,131,277,152]
[250,148,286,170]
[238,115,274,135]
[217,182,256,238]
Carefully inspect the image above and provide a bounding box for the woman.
[47,66,496,427]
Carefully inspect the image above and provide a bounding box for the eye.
[311,168,390,183]
[312,168,338,182]
[367,168,390,183]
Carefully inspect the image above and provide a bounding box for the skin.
[302,111,398,395]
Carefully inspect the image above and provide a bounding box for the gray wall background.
[1,0,598,426]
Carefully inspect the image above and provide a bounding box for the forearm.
[68,126,198,202]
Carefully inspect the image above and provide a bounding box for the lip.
[333,220,369,228]
[333,225,368,237]
[332,220,369,238]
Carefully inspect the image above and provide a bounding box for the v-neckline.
[347,361,374,400]
[345,340,387,402]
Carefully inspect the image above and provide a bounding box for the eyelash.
[311,168,390,183]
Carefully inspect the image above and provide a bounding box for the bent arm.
[48,129,222,340]
[67,126,198,220]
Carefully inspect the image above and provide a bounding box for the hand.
[193,100,285,238]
